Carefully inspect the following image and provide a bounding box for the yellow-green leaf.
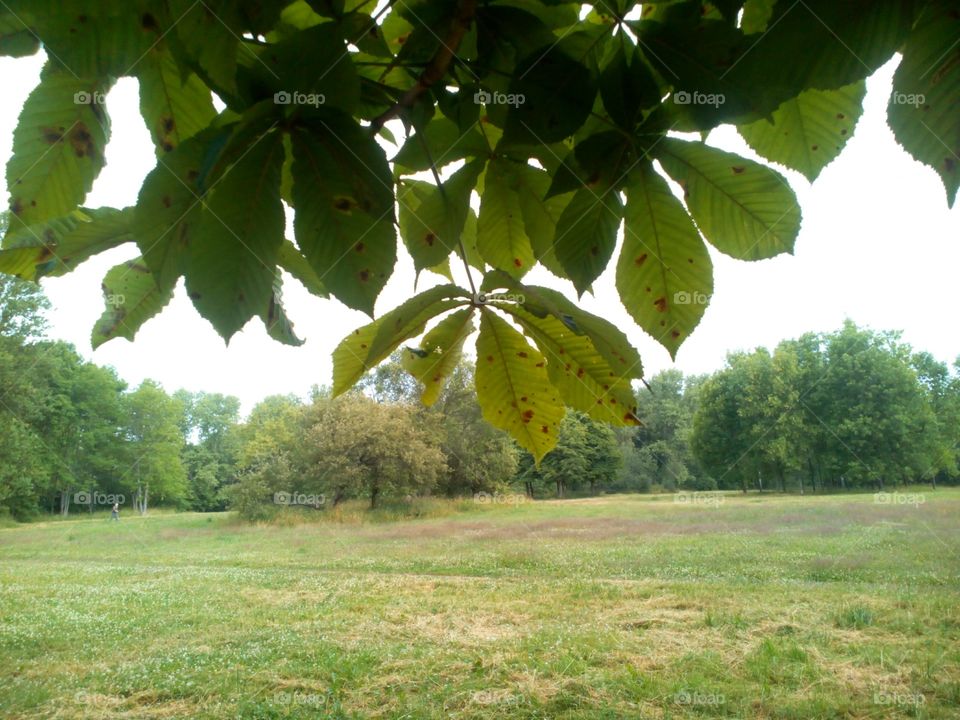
[477,158,536,278]
[617,163,713,358]
[333,285,470,395]
[91,257,175,349]
[656,138,800,260]
[5,67,111,236]
[738,81,866,182]
[503,305,640,425]
[475,309,565,464]
[402,308,475,406]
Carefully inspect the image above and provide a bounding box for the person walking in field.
[110,503,119,521]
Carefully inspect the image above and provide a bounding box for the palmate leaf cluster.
[0,0,956,461]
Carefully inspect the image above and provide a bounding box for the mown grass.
[1,488,958,718]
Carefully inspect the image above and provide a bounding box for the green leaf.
[553,187,624,295]
[169,0,242,97]
[133,128,220,289]
[277,239,328,298]
[636,0,914,130]
[522,283,644,381]
[91,257,175,349]
[137,47,217,156]
[0,207,133,280]
[461,208,485,273]
[5,68,111,236]
[243,22,360,115]
[475,309,565,463]
[741,0,775,33]
[477,158,536,278]
[887,1,960,207]
[37,4,155,78]
[397,160,484,275]
[656,138,800,260]
[502,304,640,425]
[617,163,713,358]
[0,12,39,57]
[332,284,470,395]
[513,163,571,280]
[185,130,286,341]
[262,271,303,346]
[291,116,396,315]
[393,117,488,173]
[502,45,598,145]
[402,308,475,406]
[738,82,866,182]
[599,36,661,130]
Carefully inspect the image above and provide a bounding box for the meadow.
[1,489,958,719]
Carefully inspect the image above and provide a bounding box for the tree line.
[2,275,957,522]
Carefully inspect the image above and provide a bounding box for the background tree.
[122,380,188,514]
[175,390,242,511]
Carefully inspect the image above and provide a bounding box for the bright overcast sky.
[1,50,957,414]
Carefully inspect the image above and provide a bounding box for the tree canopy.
[0,0,956,460]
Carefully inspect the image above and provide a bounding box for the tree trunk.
[370,485,379,509]
[60,490,70,517]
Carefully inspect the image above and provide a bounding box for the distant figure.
[110,503,119,521]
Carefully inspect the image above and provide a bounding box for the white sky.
[1,51,957,415]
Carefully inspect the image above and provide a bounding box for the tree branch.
[369,0,477,133]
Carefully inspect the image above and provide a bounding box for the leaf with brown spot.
[738,81,865,182]
[5,69,110,237]
[137,46,216,156]
[291,116,396,315]
[333,285,470,396]
[402,308,475,406]
[91,255,175,349]
[475,309,565,463]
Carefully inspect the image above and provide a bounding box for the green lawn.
[1,489,958,718]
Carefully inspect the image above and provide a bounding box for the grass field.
[1,489,958,719]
